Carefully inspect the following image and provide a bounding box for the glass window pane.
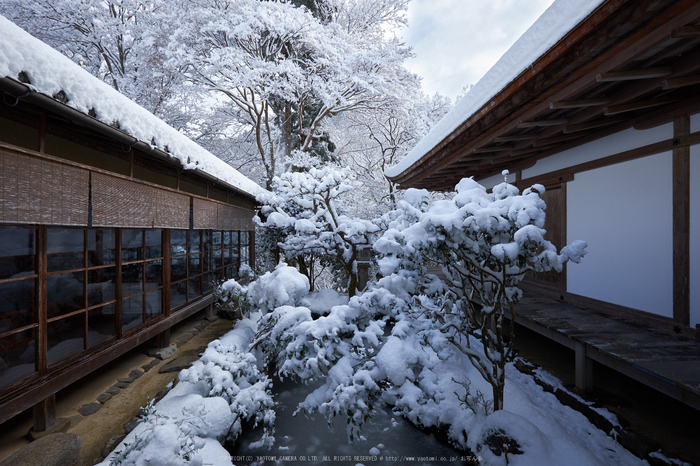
[225,266,233,279]
[145,230,162,259]
[122,229,143,248]
[202,231,212,252]
[231,247,239,264]
[48,228,83,254]
[47,272,84,319]
[47,313,84,366]
[171,230,187,256]
[122,295,143,332]
[122,263,143,298]
[203,252,212,272]
[224,248,231,265]
[88,266,116,307]
[0,329,35,389]
[0,279,35,332]
[0,228,36,280]
[224,231,232,248]
[88,303,116,347]
[240,232,249,246]
[188,231,200,253]
[145,290,162,322]
[171,256,186,282]
[87,229,116,267]
[188,277,202,301]
[145,260,162,290]
[122,230,143,262]
[231,231,239,247]
[48,228,84,272]
[241,245,249,263]
[214,250,222,269]
[213,231,222,249]
[203,272,214,293]
[188,254,201,277]
[171,282,187,310]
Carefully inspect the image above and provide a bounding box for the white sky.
[401,0,556,100]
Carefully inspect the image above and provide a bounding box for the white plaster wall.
[523,124,672,179]
[479,171,516,191]
[691,113,700,133]
[691,143,700,328]
[567,152,674,318]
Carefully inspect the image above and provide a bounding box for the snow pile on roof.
[385,0,606,179]
[0,15,265,198]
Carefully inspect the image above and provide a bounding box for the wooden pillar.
[574,341,593,393]
[157,328,171,348]
[249,228,256,271]
[673,115,690,326]
[32,394,56,432]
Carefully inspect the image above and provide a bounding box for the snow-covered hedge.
[215,263,310,316]
[100,317,274,466]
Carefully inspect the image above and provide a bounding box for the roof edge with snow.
[385,0,607,181]
[0,15,266,200]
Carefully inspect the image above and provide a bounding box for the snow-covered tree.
[335,92,452,216]
[255,165,380,297]
[388,175,587,412]
[1,0,184,118]
[163,0,416,189]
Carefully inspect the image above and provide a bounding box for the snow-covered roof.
[385,0,606,179]
[0,15,266,199]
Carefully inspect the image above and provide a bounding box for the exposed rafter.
[549,98,611,109]
[517,119,569,128]
[596,66,672,82]
[662,75,700,90]
[604,95,678,115]
[671,25,700,38]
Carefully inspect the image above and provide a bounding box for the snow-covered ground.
[99,285,646,466]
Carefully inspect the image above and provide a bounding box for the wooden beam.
[473,145,515,154]
[517,119,569,128]
[534,132,587,147]
[670,25,700,38]
[493,134,539,143]
[549,98,611,109]
[510,145,557,157]
[604,95,678,115]
[661,74,700,90]
[596,66,672,82]
[634,93,700,130]
[673,115,690,326]
[564,116,628,133]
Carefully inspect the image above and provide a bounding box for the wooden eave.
[390,0,700,191]
[0,76,259,204]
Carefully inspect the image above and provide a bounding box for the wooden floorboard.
[512,294,700,410]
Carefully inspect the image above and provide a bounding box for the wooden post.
[574,341,593,393]
[157,328,171,348]
[673,115,690,326]
[32,394,56,432]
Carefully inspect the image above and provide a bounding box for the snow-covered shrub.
[256,166,381,296]
[214,278,251,318]
[216,263,309,317]
[246,263,310,312]
[179,320,276,450]
[101,318,275,466]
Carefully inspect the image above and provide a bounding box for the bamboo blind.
[0,147,89,225]
[218,203,255,230]
[193,198,254,230]
[193,197,218,230]
[92,172,189,229]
